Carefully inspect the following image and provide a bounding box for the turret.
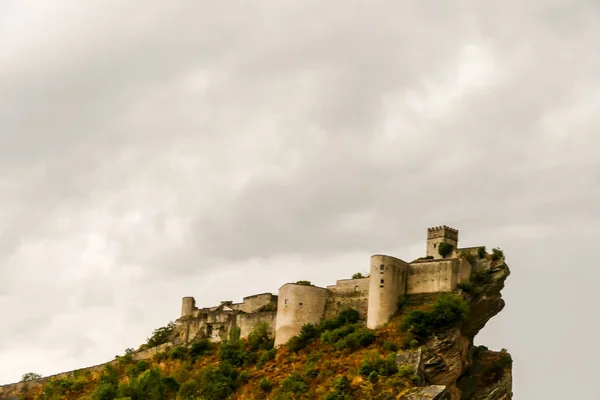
[181,296,196,318]
[366,255,409,329]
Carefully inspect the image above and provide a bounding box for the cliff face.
[0,257,511,400]
[416,258,512,399]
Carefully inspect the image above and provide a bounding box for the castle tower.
[426,226,459,259]
[366,255,409,329]
[181,296,196,318]
[274,283,327,347]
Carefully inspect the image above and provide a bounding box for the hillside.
[0,253,511,400]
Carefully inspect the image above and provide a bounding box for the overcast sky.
[1,1,599,398]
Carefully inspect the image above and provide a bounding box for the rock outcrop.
[414,258,512,399]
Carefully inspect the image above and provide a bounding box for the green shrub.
[295,280,312,286]
[98,364,119,386]
[280,372,308,395]
[237,370,251,384]
[358,352,398,378]
[477,246,486,258]
[352,273,364,279]
[135,367,176,400]
[382,341,399,352]
[125,360,149,378]
[332,375,351,392]
[325,376,352,399]
[259,377,272,393]
[195,362,239,400]
[490,247,504,261]
[368,371,379,383]
[177,380,200,400]
[397,296,409,313]
[257,348,277,367]
[472,268,493,286]
[146,321,175,347]
[322,324,375,352]
[248,321,274,351]
[168,346,188,360]
[319,309,360,332]
[401,293,468,344]
[219,335,248,366]
[438,242,454,258]
[20,372,42,382]
[92,382,117,400]
[397,365,414,378]
[482,352,512,384]
[337,309,360,325]
[456,281,472,292]
[190,338,214,361]
[287,323,320,352]
[117,379,137,398]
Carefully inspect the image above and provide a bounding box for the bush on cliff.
[146,321,175,347]
[247,321,274,351]
[219,327,249,366]
[20,372,42,382]
[189,338,214,362]
[401,293,468,343]
[490,247,504,261]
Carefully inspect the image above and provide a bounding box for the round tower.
[274,283,327,347]
[181,296,196,318]
[367,255,408,329]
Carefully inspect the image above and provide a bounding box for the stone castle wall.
[237,311,277,339]
[407,258,471,294]
[323,277,369,320]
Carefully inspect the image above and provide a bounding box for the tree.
[21,372,42,382]
[146,321,175,347]
[438,242,454,258]
[352,273,364,279]
[295,280,312,286]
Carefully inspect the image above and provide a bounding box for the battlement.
[427,225,459,241]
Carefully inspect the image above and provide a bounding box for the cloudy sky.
[1,1,599,398]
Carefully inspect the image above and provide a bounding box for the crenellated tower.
[426,225,458,259]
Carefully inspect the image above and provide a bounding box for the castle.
[177,226,479,347]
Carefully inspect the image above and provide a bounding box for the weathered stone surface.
[401,385,450,399]
[396,348,424,382]
[423,331,471,387]
[461,262,510,339]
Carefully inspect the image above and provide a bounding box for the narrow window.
[299,303,303,307]
[380,265,384,271]
[284,299,288,305]
[434,243,437,248]
[380,279,384,284]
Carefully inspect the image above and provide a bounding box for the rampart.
[324,277,369,320]
[407,258,471,293]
